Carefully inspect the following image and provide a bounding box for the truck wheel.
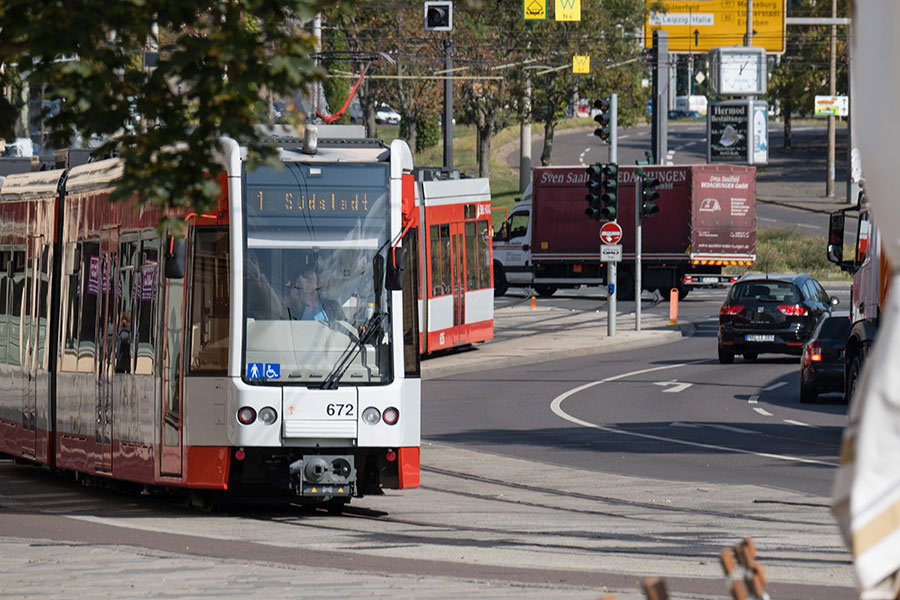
[493,263,508,297]
[717,345,735,364]
[534,285,557,297]
[616,270,635,301]
[800,380,818,404]
[847,355,862,405]
[677,286,690,301]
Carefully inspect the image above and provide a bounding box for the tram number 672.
[326,403,355,417]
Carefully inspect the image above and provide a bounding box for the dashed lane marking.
[753,407,774,417]
[550,364,837,467]
[762,382,788,392]
[748,395,759,404]
[784,419,816,428]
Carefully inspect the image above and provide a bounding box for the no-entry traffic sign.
[600,222,623,245]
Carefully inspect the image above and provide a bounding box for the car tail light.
[237,407,257,425]
[683,276,694,283]
[382,407,399,425]
[778,304,809,316]
[729,276,739,283]
[806,343,823,362]
[720,304,744,315]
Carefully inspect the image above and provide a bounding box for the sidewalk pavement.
[421,299,686,379]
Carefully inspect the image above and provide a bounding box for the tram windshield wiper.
[318,311,387,390]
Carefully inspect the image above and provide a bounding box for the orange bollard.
[668,288,679,325]
[531,295,536,310]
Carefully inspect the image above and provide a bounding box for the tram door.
[21,235,42,457]
[96,228,119,471]
[160,235,186,477]
[449,222,466,346]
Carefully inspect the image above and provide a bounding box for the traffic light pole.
[609,94,617,163]
[608,261,616,337]
[635,175,642,332]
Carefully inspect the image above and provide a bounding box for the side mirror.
[831,296,840,306]
[372,253,384,297]
[385,246,407,291]
[164,236,186,279]
[826,208,857,273]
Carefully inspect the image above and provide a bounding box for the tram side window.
[439,224,451,296]
[59,243,82,372]
[0,250,8,364]
[134,238,159,375]
[115,239,139,373]
[77,241,100,371]
[465,222,478,290]
[8,249,26,366]
[187,228,230,375]
[476,218,491,289]
[429,225,442,297]
[36,244,51,369]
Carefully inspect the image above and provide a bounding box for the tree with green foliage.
[0,0,337,232]
[768,0,848,147]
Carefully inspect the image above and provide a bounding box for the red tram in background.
[0,129,422,506]
[414,171,493,354]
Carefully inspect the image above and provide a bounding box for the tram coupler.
[289,455,356,497]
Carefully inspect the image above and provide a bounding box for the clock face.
[719,52,764,95]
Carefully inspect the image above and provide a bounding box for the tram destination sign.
[644,0,786,54]
[247,188,377,219]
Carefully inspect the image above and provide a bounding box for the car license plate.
[701,277,718,283]
[745,334,774,342]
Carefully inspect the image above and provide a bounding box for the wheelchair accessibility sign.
[248,363,281,380]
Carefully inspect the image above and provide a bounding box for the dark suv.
[717,273,838,364]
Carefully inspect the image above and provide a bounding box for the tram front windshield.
[243,162,392,386]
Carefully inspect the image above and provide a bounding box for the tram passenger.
[115,311,132,373]
[289,266,345,322]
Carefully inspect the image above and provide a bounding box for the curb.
[421,327,685,379]
[756,196,851,215]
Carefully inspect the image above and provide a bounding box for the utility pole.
[520,76,532,193]
[635,174,642,332]
[443,38,453,170]
[826,0,837,197]
[651,30,668,166]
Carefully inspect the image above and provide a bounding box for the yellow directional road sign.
[644,0,786,54]
[523,0,546,20]
[555,0,580,21]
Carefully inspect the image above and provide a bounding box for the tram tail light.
[258,407,278,425]
[237,407,257,425]
[382,407,399,425]
[386,450,397,462]
[362,407,381,425]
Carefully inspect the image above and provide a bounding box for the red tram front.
[0,133,421,505]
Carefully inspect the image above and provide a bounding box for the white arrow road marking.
[654,380,693,393]
[753,407,774,417]
[762,381,788,392]
[784,419,817,428]
[550,364,837,467]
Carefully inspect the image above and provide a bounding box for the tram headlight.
[258,406,278,425]
[362,407,381,425]
[382,407,399,426]
[237,406,257,425]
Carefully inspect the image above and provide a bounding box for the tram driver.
[289,265,345,322]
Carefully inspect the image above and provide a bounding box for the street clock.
[709,47,767,96]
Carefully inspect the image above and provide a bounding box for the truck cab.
[492,197,534,296]
[827,191,891,401]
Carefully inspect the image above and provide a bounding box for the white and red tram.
[414,173,493,354]
[0,132,421,503]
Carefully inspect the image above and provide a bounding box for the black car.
[717,273,839,364]
[800,312,852,403]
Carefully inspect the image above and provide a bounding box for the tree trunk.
[540,118,556,166]
[478,123,492,178]
[404,118,417,159]
[784,105,792,149]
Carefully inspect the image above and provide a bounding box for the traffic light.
[584,162,604,220]
[600,163,618,220]
[424,1,452,31]
[593,97,611,142]
[640,170,660,218]
[636,151,653,165]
